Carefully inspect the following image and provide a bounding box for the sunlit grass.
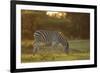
[21,53,89,63]
[21,40,90,63]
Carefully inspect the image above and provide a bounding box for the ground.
[21,40,90,63]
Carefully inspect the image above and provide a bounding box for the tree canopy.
[21,10,90,40]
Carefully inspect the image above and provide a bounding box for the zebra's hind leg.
[33,47,37,55]
[33,43,39,55]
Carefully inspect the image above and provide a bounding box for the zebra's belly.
[38,42,63,48]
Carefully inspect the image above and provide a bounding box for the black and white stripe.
[33,30,69,54]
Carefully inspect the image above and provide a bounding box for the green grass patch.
[21,40,90,63]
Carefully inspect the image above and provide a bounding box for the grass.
[21,40,90,63]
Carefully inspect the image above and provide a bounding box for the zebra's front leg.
[64,45,69,54]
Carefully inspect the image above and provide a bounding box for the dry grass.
[21,40,90,63]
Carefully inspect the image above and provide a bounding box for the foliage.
[21,10,90,40]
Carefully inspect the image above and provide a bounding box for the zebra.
[33,30,69,54]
